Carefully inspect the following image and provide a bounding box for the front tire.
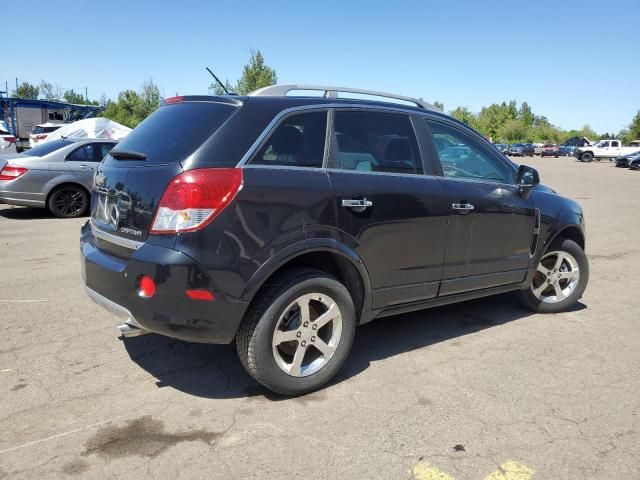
[236,268,356,395]
[580,152,593,162]
[518,238,589,313]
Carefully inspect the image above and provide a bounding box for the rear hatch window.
[107,101,238,165]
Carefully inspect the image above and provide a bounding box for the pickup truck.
[575,139,640,162]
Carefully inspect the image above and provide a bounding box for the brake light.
[35,134,47,140]
[2,136,15,143]
[164,96,184,104]
[0,166,28,181]
[150,168,243,234]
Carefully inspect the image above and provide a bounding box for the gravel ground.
[0,155,638,479]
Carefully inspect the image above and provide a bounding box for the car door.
[424,117,537,296]
[66,142,115,188]
[327,109,449,309]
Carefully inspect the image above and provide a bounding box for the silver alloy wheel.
[531,250,580,303]
[271,293,343,377]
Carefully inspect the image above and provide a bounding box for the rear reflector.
[150,168,243,234]
[186,289,215,301]
[138,275,156,298]
[0,166,28,181]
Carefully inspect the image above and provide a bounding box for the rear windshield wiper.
[109,149,147,160]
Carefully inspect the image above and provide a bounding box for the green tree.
[209,79,234,96]
[13,81,39,99]
[214,50,277,95]
[100,80,161,128]
[235,50,277,94]
[63,89,87,104]
[519,101,534,128]
[627,110,640,141]
[433,101,444,111]
[499,119,528,142]
[39,80,60,101]
[450,106,476,126]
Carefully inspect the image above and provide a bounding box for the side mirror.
[516,165,539,196]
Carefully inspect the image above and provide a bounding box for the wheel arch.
[240,239,372,324]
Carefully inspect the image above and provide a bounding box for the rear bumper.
[80,221,248,344]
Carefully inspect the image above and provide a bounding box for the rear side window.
[113,102,237,164]
[66,146,87,161]
[42,126,60,133]
[330,111,423,175]
[251,111,327,168]
[83,143,116,162]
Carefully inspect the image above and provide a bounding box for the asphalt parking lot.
[1,156,638,479]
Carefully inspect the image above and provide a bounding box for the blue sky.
[4,0,638,133]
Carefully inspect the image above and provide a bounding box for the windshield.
[23,139,73,157]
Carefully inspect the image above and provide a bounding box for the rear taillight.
[150,168,243,234]
[0,166,28,181]
[35,134,47,140]
[2,136,15,143]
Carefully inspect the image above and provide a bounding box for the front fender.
[542,209,585,253]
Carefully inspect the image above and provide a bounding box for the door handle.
[451,202,474,212]
[78,164,93,170]
[342,198,373,212]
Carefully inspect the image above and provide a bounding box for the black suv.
[81,85,589,395]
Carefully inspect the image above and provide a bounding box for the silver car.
[0,138,118,218]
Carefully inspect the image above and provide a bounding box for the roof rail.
[249,84,436,111]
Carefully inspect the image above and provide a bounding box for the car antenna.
[206,67,233,95]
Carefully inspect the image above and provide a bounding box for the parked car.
[559,145,576,157]
[533,143,545,155]
[80,85,589,395]
[493,143,509,155]
[0,138,117,217]
[29,123,64,148]
[615,151,640,168]
[0,131,16,149]
[629,140,640,148]
[540,144,560,157]
[508,143,534,156]
[629,157,640,170]
[575,139,638,162]
[563,136,592,148]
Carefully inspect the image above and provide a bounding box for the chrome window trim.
[90,220,144,250]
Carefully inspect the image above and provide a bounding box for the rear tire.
[518,238,589,313]
[47,185,89,218]
[236,268,356,395]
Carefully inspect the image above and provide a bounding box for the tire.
[47,185,89,218]
[236,268,356,395]
[580,152,593,162]
[518,238,589,313]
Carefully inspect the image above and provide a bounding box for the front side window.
[426,119,513,183]
[330,111,423,175]
[251,111,327,168]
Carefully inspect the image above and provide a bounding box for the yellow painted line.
[484,461,535,480]
[412,463,456,480]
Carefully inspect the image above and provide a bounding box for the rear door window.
[329,110,423,175]
[251,111,327,168]
[111,101,238,164]
[84,143,116,162]
[66,146,87,161]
